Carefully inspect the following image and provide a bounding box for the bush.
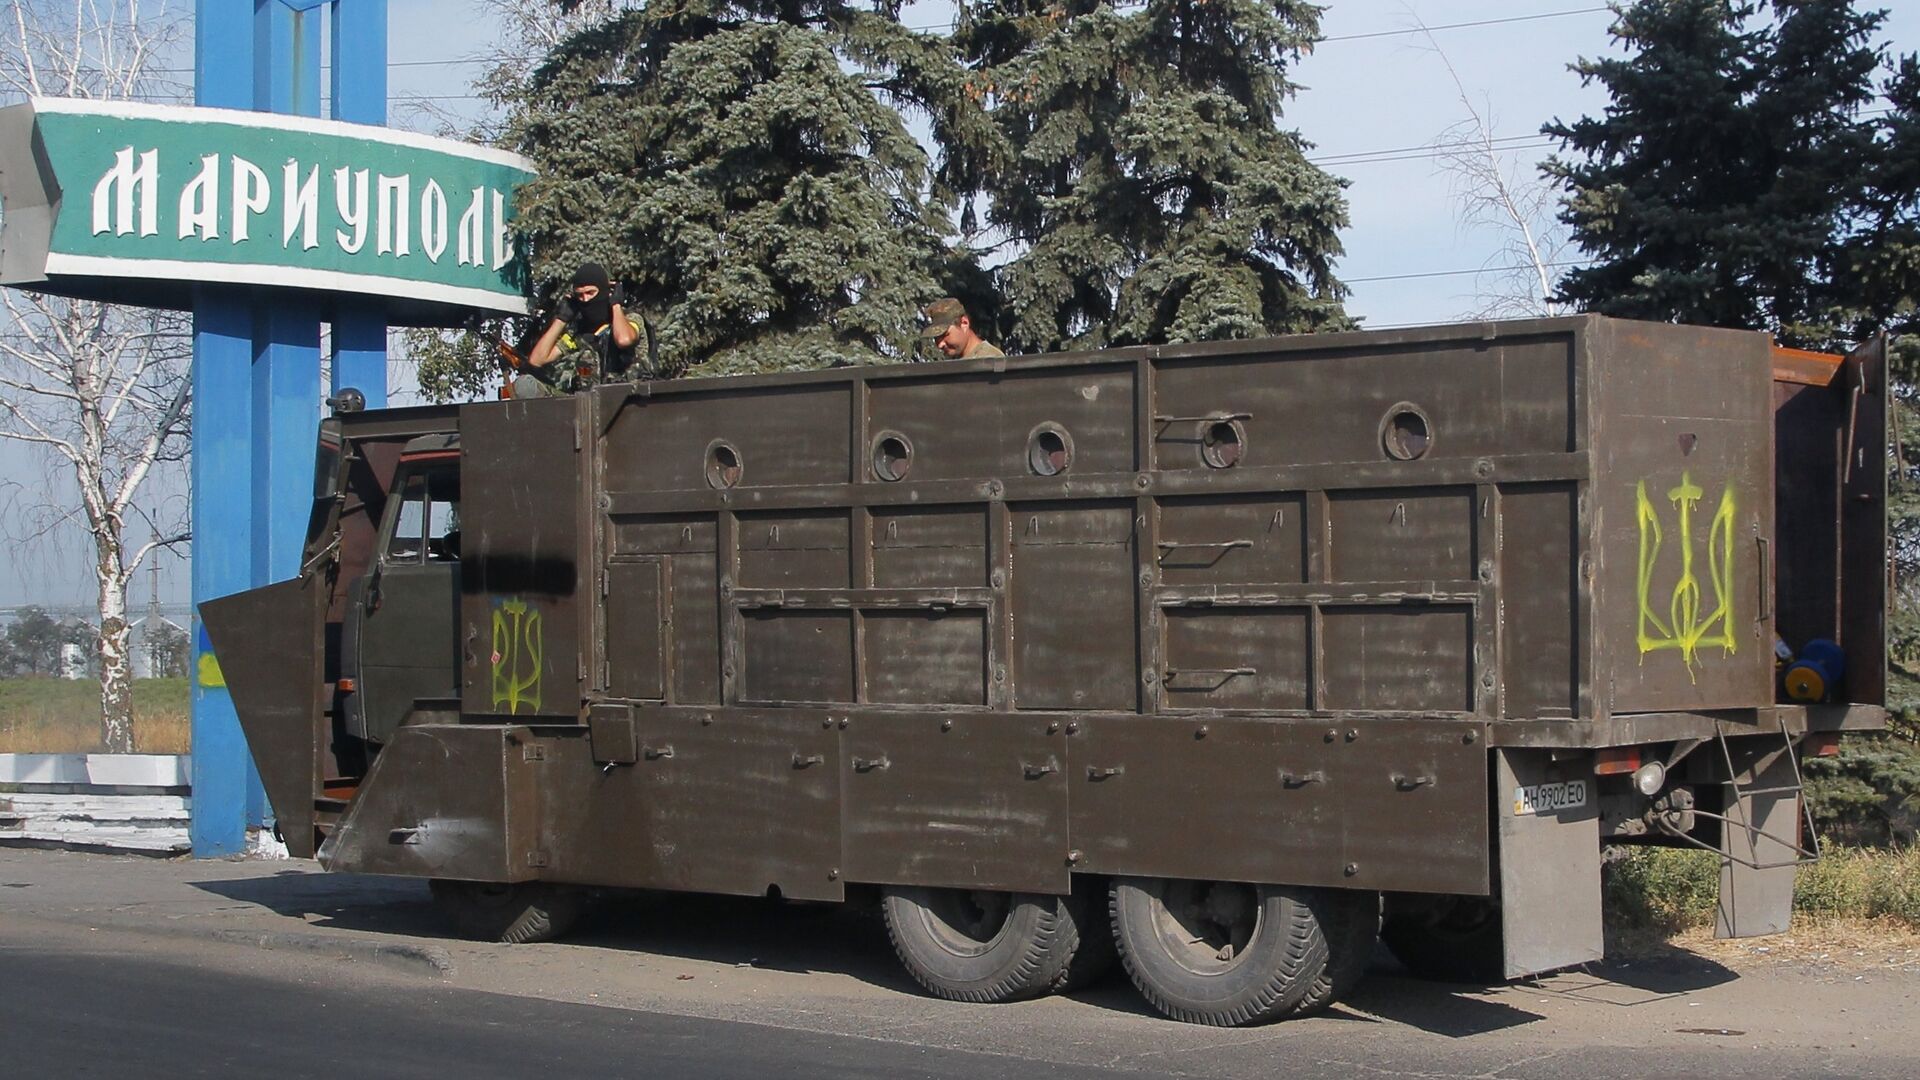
[1606,845,1920,933]
[1605,847,1722,932]
[1803,734,1920,846]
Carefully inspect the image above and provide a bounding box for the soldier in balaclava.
[516,262,642,397]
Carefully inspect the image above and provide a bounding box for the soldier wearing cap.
[920,297,1003,361]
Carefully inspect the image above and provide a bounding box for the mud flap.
[1495,748,1602,978]
[1715,747,1801,938]
[199,577,326,858]
[317,724,540,882]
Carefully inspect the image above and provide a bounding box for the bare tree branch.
[0,0,190,752]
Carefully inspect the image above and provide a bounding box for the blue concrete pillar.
[331,0,390,408]
[189,291,255,855]
[190,1,258,857]
[194,0,386,852]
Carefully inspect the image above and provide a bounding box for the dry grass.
[1605,845,1920,969]
[0,677,190,754]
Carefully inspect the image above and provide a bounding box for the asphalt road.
[2,920,1158,1080]
[4,850,1918,1078]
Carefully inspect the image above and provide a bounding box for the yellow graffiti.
[490,597,544,714]
[1635,471,1737,680]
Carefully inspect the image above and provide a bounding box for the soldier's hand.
[608,282,628,308]
[552,294,577,325]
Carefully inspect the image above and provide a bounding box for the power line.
[1344,260,1589,285]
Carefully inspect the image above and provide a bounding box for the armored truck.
[204,315,1887,1026]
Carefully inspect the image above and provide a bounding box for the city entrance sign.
[0,97,533,321]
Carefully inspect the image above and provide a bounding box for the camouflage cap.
[919,297,968,338]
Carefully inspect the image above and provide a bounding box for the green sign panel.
[0,98,534,320]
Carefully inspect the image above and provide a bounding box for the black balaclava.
[570,262,612,330]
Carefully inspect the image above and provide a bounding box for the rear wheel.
[429,879,585,944]
[1111,877,1342,1027]
[1380,894,1504,983]
[1291,890,1380,1015]
[882,885,1094,1003]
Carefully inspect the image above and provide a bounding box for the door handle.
[1756,535,1772,621]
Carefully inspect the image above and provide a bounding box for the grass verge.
[0,676,191,754]
[1607,844,1920,933]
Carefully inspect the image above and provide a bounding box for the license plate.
[1512,780,1589,816]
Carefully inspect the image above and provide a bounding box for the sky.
[2,0,1915,609]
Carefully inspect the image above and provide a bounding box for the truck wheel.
[882,885,1094,1002]
[429,879,585,944]
[1111,877,1337,1026]
[1291,890,1379,1016]
[1380,894,1504,983]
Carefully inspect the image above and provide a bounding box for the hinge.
[600,568,609,596]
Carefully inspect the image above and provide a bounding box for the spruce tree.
[506,1,989,375]
[958,0,1350,352]
[1542,0,1887,347]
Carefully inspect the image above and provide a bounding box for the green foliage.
[958,0,1351,352]
[1804,733,1920,846]
[506,1,979,376]
[1606,845,1920,931]
[1605,847,1723,931]
[147,622,190,680]
[3,607,64,676]
[1543,0,1905,349]
[1794,844,1920,923]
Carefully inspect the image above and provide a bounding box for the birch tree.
[0,0,191,752]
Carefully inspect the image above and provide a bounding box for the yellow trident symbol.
[1635,471,1737,680]
[490,597,544,714]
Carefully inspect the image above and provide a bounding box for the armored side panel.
[459,396,587,720]
[200,577,325,857]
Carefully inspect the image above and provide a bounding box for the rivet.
[1135,473,1151,489]
[1344,862,1359,877]
[838,717,849,730]
[1324,728,1337,743]
[701,715,713,726]
[1067,850,1083,865]
[941,719,953,731]
[1066,721,1079,735]
[1195,725,1209,739]
[822,718,833,729]
[1138,572,1154,588]
[1463,731,1478,744]
[1345,729,1359,742]
[828,868,839,880]
[1047,720,1060,734]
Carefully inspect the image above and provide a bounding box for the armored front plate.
[317,724,537,881]
[200,577,326,858]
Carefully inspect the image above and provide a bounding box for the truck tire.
[429,879,585,944]
[1380,894,1504,983]
[1111,877,1337,1026]
[882,885,1094,1003]
[1290,890,1379,1016]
